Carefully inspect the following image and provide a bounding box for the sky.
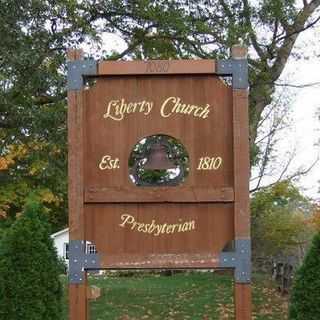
[82,27,320,201]
[274,27,320,201]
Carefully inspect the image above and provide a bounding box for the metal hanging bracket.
[216,59,248,89]
[219,239,251,283]
[67,59,97,90]
[69,240,101,284]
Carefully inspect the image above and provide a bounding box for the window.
[87,244,97,254]
[128,134,189,186]
[64,243,69,260]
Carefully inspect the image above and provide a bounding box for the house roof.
[50,228,69,238]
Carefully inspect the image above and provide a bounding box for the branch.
[274,81,320,88]
[254,126,275,191]
[242,0,266,59]
[276,156,319,185]
[107,40,142,60]
[218,0,234,19]
[251,156,319,193]
[32,94,66,105]
[256,93,284,130]
[253,92,294,190]
[276,14,320,42]
[255,125,289,145]
[272,19,279,46]
[271,0,320,80]
[277,150,296,182]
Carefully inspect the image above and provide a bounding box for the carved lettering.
[103,99,153,121]
[197,157,223,170]
[103,97,212,121]
[160,96,211,119]
[119,214,196,236]
[145,61,170,73]
[99,155,120,170]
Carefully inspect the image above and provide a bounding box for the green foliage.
[57,256,68,275]
[251,181,313,259]
[1,0,319,231]
[0,0,92,231]
[0,139,68,231]
[259,0,297,25]
[289,232,320,320]
[310,205,320,232]
[0,199,62,320]
[251,180,308,215]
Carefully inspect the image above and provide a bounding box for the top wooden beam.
[98,59,216,75]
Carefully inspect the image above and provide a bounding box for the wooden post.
[232,44,252,320]
[68,49,88,320]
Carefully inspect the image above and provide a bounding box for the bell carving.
[144,143,176,170]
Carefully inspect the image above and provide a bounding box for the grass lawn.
[62,272,288,320]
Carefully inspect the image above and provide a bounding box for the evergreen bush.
[289,232,320,320]
[0,200,62,320]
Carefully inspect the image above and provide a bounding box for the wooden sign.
[67,46,251,319]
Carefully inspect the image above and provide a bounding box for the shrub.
[289,232,320,320]
[0,200,62,320]
[57,256,68,275]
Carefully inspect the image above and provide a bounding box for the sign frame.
[67,46,251,320]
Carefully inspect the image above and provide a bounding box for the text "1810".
[197,157,223,170]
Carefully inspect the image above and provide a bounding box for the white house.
[51,228,97,268]
[51,228,69,265]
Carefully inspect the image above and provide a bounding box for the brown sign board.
[67,48,251,320]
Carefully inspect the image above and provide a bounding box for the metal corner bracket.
[219,239,251,283]
[67,59,97,90]
[69,240,101,284]
[217,59,248,89]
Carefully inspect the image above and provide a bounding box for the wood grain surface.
[81,74,235,268]
[84,203,234,268]
[98,59,216,75]
[68,49,88,320]
[84,75,233,193]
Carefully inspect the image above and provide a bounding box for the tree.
[1,0,319,229]
[289,232,320,319]
[0,1,95,230]
[309,204,320,231]
[80,0,320,163]
[251,181,314,265]
[0,199,62,320]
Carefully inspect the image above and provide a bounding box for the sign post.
[67,45,251,319]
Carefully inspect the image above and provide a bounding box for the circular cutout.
[128,134,189,186]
